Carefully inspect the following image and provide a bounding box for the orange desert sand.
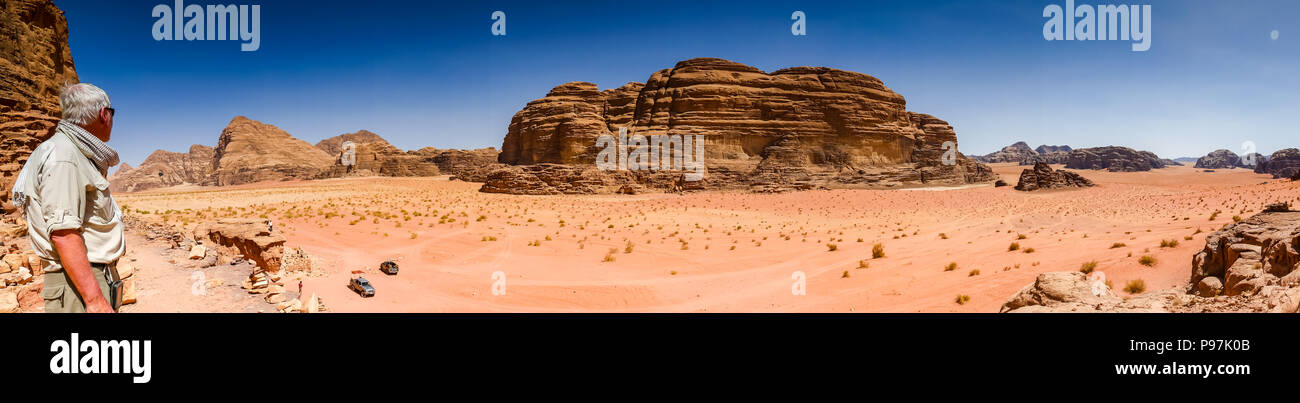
[115,164,1300,313]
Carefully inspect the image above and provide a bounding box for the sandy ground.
[113,164,1300,313]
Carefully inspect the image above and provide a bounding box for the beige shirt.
[21,133,126,272]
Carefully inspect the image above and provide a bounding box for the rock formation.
[194,219,285,273]
[1064,146,1166,172]
[1255,148,1300,179]
[0,0,78,214]
[978,142,1037,164]
[1191,206,1300,297]
[1193,149,1243,169]
[1013,162,1094,191]
[109,145,214,192]
[1023,145,1072,165]
[1003,205,1300,313]
[314,130,503,180]
[492,58,994,194]
[210,116,335,186]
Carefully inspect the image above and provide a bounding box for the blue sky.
[56,0,1297,166]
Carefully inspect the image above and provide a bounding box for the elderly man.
[11,83,124,313]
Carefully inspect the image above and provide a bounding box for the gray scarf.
[10,120,119,208]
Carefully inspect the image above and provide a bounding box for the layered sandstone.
[314,130,503,180]
[1064,146,1166,172]
[493,58,994,194]
[210,116,334,186]
[1013,162,1094,191]
[194,219,286,273]
[109,145,214,193]
[0,0,78,213]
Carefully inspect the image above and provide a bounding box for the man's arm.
[51,229,114,313]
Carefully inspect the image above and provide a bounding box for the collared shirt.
[21,132,126,272]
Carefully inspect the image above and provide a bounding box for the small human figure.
[267,220,274,233]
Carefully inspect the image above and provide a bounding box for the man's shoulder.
[34,134,83,165]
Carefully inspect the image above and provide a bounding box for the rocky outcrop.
[1035,145,1072,154]
[1013,162,1094,191]
[315,130,438,178]
[210,116,334,186]
[493,58,994,194]
[1193,149,1243,169]
[1191,207,1300,297]
[109,145,214,192]
[1064,146,1166,172]
[1255,148,1300,179]
[194,219,286,273]
[425,147,502,182]
[0,0,78,214]
[314,130,504,181]
[1004,205,1300,313]
[979,142,1037,164]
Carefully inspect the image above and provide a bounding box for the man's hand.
[50,229,114,313]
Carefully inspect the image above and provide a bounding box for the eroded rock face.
[194,219,285,273]
[1255,148,1300,179]
[316,130,438,178]
[210,116,334,186]
[109,145,214,193]
[0,0,78,214]
[1065,146,1166,172]
[1013,162,1094,191]
[425,147,502,182]
[493,58,995,194]
[1194,149,1243,169]
[1191,209,1300,297]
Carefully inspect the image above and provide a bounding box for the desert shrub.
[1110,242,1126,249]
[955,295,971,305]
[944,262,957,272]
[1008,242,1020,252]
[1138,255,1157,266]
[968,269,980,276]
[1080,261,1098,274]
[872,243,885,259]
[1124,279,1146,294]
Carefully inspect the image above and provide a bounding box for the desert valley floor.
[110,163,1300,313]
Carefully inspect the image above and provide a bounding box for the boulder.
[0,289,18,313]
[1000,272,1120,313]
[1013,162,1094,191]
[188,244,206,260]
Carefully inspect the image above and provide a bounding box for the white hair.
[59,83,111,125]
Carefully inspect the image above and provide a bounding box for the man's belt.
[93,261,123,311]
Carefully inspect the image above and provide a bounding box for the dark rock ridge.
[1193,149,1244,169]
[979,142,1036,163]
[490,58,995,194]
[1013,162,1094,191]
[1255,148,1300,179]
[1064,146,1167,172]
[0,0,79,214]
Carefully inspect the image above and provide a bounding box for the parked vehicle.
[380,260,399,275]
[349,277,375,297]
